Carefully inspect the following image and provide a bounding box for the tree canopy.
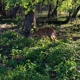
[1,0,79,14]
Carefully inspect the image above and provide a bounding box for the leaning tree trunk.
[72,6,80,18]
[50,6,57,19]
[25,10,36,34]
[50,0,58,20]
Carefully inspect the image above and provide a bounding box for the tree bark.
[50,6,57,19]
[24,10,36,34]
[47,4,52,18]
[37,3,42,12]
[50,0,58,20]
[0,0,6,16]
[9,5,20,19]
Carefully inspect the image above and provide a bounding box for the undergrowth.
[0,30,80,80]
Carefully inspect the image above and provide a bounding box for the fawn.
[30,27,56,42]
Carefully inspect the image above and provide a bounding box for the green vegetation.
[0,0,80,80]
[0,30,80,80]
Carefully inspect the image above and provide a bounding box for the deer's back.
[30,27,55,37]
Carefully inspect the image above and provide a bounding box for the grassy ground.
[0,14,80,79]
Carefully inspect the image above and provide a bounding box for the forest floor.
[0,15,80,79]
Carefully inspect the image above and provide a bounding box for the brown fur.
[30,27,56,42]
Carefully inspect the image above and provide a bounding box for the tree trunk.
[50,0,58,20]
[0,0,6,16]
[10,5,20,19]
[72,6,80,18]
[25,10,36,34]
[47,4,52,18]
[39,12,71,25]
[50,6,57,19]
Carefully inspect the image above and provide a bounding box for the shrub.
[0,31,78,80]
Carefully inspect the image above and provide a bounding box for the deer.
[30,27,56,42]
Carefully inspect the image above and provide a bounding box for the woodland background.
[0,0,80,80]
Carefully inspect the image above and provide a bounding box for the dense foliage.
[1,0,80,13]
[0,30,79,80]
[0,0,80,80]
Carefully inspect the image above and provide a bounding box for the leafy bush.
[0,31,79,80]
